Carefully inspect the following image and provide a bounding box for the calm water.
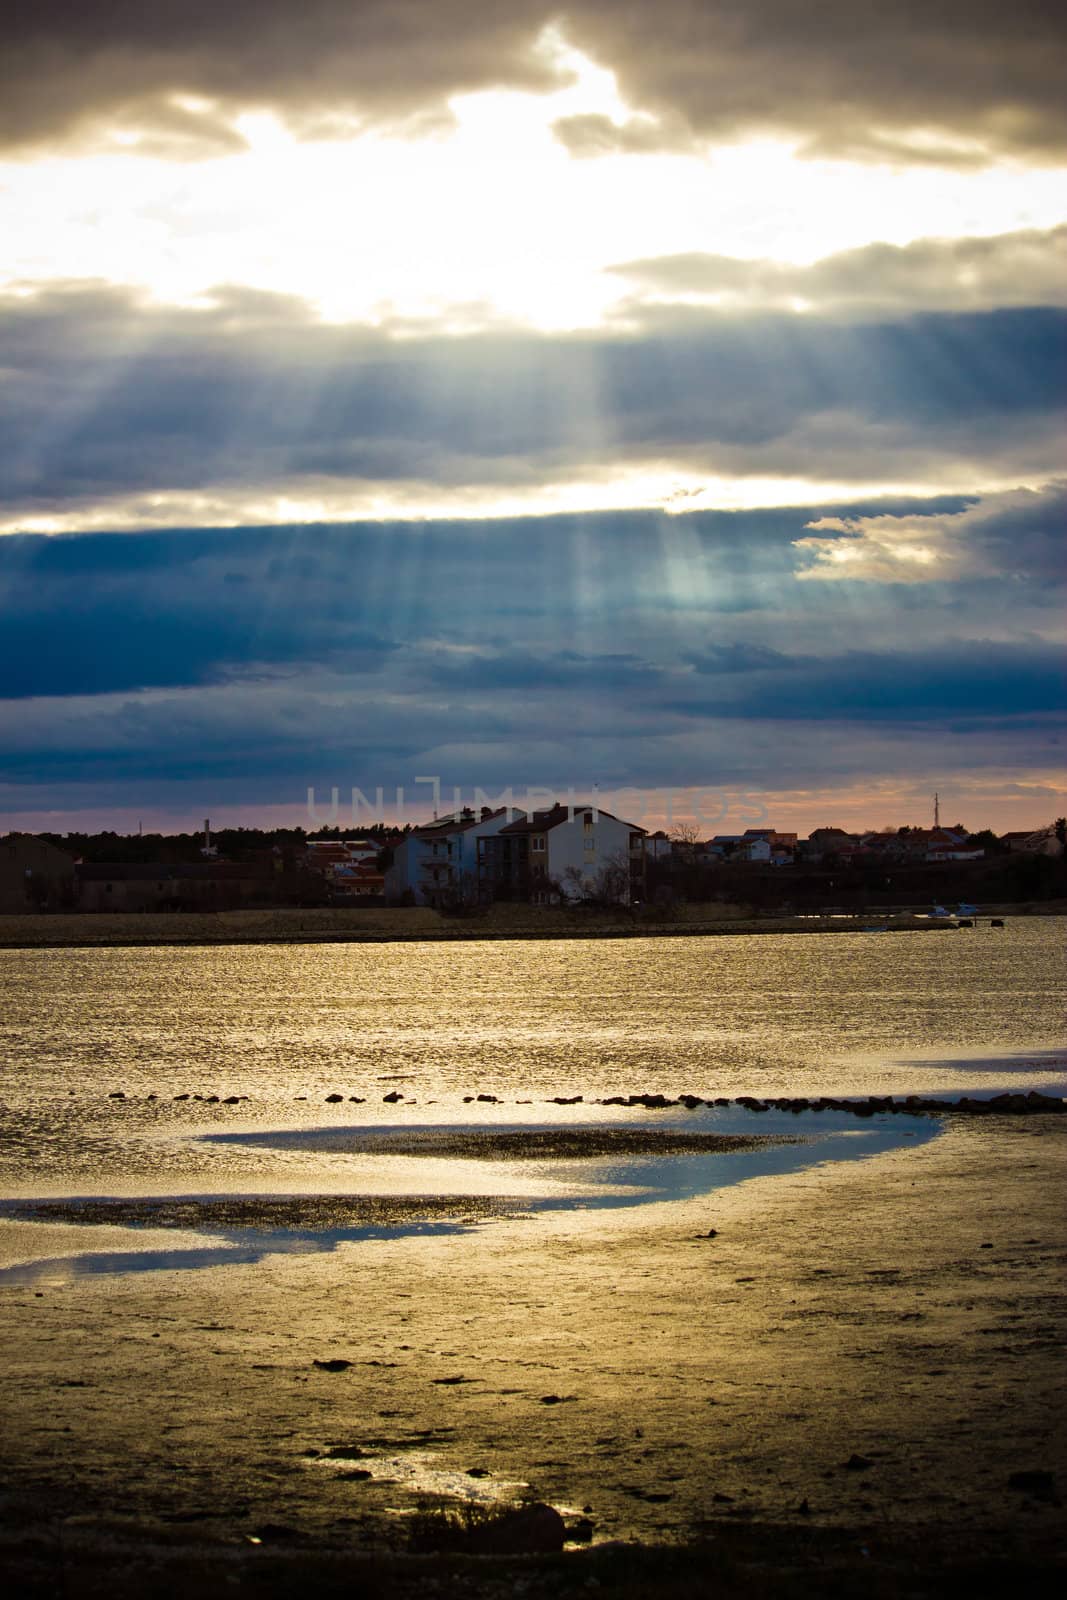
[0,922,1062,1199]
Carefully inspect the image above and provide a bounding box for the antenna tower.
[933,791,940,829]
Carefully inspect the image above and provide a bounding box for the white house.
[486,804,646,905]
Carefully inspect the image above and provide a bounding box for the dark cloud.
[1,496,1061,823]
[612,227,1067,319]
[670,640,1067,723]
[5,3,1067,165]
[0,2,559,156]
[1,283,1064,515]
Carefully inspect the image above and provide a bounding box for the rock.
[382,1091,403,1102]
[348,1096,365,1103]
[464,1502,566,1555]
[173,1093,189,1100]
[539,1393,576,1404]
[338,1468,373,1481]
[1008,1469,1058,1502]
[325,1093,344,1103]
[567,1516,595,1543]
[223,1096,240,1104]
[312,1359,352,1372]
[476,1093,498,1102]
[843,1454,874,1471]
[1026,1090,1066,1113]
[679,1095,704,1109]
[431,1374,473,1385]
[108,1091,125,1099]
[205,1095,220,1104]
[798,1498,811,1515]
[466,1466,491,1478]
[712,1492,734,1503]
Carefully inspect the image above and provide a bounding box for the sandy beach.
[1,1110,1063,1594]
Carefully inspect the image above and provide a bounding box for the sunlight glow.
[2,37,1066,334]
[0,468,1033,539]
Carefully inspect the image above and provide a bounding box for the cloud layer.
[612,227,1067,319]
[6,3,1067,166]
[1,493,1062,820]
[2,281,1064,527]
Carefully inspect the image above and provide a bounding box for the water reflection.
[0,1107,939,1284]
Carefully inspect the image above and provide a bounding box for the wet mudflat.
[0,1114,1063,1598]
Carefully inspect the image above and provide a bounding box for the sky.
[2,1,1065,837]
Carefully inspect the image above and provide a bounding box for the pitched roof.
[499,805,645,836]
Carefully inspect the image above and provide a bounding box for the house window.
[531,836,546,852]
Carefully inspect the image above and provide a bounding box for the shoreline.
[1,1113,1063,1593]
[1,903,1058,951]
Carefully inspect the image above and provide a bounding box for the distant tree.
[966,829,1006,855]
[1055,817,1067,850]
[591,850,632,907]
[437,870,486,916]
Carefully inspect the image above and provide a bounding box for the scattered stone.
[312,1359,352,1373]
[432,1375,474,1385]
[843,1454,874,1472]
[348,1096,365,1103]
[337,1468,373,1481]
[325,1093,344,1103]
[173,1093,189,1101]
[476,1093,498,1102]
[539,1394,576,1405]
[797,1498,811,1515]
[205,1095,220,1104]
[222,1096,240,1104]
[466,1467,491,1478]
[383,1091,404,1103]
[712,1492,734,1503]
[567,1516,595,1543]
[108,1091,125,1099]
